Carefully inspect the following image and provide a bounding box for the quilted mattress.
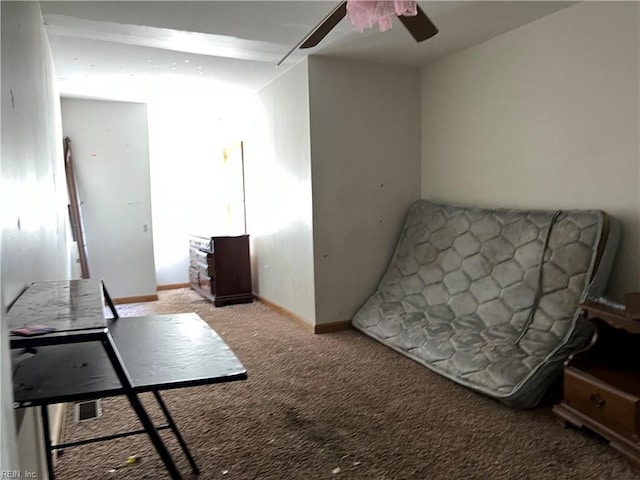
[352,200,620,408]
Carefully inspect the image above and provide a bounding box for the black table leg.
[100,333,182,480]
[153,391,200,474]
[40,405,55,480]
[101,281,119,319]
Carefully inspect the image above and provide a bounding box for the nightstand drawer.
[565,368,640,435]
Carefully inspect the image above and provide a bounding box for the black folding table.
[9,280,247,479]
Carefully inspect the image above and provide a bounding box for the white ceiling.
[41,1,577,103]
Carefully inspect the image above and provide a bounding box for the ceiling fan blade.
[276,1,347,67]
[398,5,438,42]
[300,1,347,49]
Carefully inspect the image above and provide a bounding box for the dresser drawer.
[199,272,212,292]
[564,368,640,435]
[189,236,213,253]
[189,248,209,268]
[189,266,199,286]
[189,266,214,293]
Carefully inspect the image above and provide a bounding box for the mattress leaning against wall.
[352,200,621,408]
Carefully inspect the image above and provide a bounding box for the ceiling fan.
[277,0,439,67]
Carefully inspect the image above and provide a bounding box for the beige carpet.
[54,288,638,479]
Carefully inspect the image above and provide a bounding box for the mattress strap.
[515,210,562,344]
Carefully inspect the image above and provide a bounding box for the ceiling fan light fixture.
[346,0,418,32]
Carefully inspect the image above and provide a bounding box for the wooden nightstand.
[553,301,640,472]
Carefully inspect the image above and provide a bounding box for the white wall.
[245,59,316,325]
[1,1,71,472]
[308,57,421,325]
[421,1,640,298]
[61,98,157,299]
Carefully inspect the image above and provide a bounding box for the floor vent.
[74,400,102,422]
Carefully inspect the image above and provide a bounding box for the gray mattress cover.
[352,200,620,408]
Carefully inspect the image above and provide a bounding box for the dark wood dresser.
[553,301,640,472]
[189,234,253,307]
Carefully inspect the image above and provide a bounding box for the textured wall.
[308,57,421,325]
[421,1,640,299]
[1,1,71,471]
[246,59,316,325]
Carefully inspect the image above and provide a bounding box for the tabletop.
[12,313,247,407]
[7,279,107,333]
